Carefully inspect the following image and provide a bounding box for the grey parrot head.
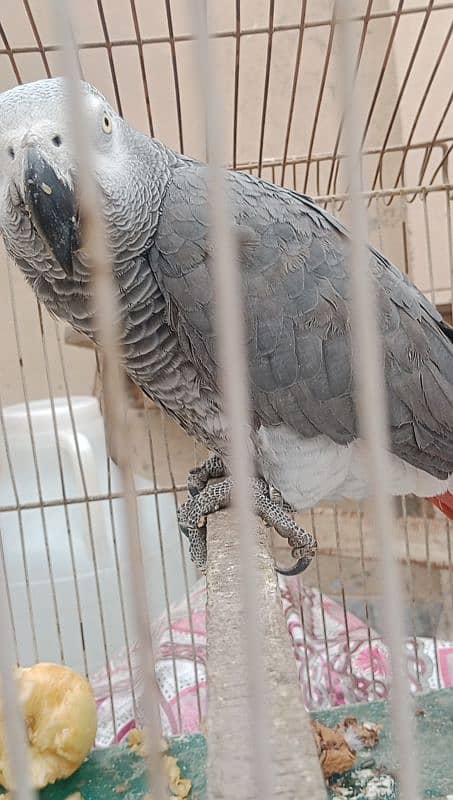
[0,78,169,278]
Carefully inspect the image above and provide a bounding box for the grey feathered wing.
[150,157,453,480]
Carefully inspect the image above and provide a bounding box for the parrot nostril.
[52,135,62,148]
[7,146,15,160]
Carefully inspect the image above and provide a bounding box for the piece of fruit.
[0,663,97,790]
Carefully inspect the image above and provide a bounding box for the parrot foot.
[178,474,317,576]
[268,485,295,514]
[178,477,233,571]
[187,455,227,497]
[253,486,317,576]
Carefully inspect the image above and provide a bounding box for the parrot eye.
[102,113,112,134]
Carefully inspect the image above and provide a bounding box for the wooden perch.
[206,511,326,800]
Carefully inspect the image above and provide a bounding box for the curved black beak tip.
[24,146,79,277]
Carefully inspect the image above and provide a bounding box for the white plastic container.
[0,396,197,674]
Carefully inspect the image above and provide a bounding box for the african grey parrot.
[1,78,453,574]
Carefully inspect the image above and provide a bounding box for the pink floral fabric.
[93,576,453,747]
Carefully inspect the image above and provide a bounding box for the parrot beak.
[23,146,80,277]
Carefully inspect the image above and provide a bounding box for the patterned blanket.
[93,576,453,747]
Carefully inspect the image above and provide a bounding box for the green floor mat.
[1,735,207,800]
[313,688,453,799]
[2,689,453,798]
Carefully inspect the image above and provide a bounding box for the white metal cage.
[0,1,452,799]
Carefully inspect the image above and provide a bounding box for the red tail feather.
[427,492,453,521]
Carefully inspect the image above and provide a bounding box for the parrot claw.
[179,522,208,571]
[187,455,227,497]
[178,476,233,569]
[178,472,317,575]
[253,480,317,575]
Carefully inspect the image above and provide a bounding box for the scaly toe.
[269,486,295,514]
[178,476,233,570]
[277,531,317,576]
[187,469,205,497]
[187,455,227,497]
[188,527,208,571]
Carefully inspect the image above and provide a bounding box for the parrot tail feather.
[427,491,453,521]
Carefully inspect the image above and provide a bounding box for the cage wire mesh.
[0,0,452,796]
